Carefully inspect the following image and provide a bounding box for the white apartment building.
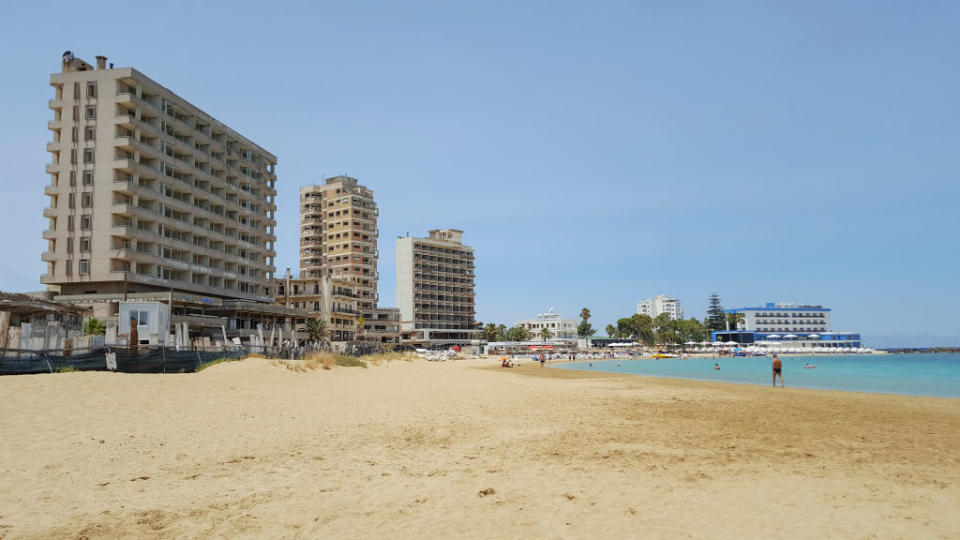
[515,308,577,341]
[42,52,277,306]
[636,295,683,320]
[730,302,831,333]
[396,229,477,346]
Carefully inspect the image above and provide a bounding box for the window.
[69,171,76,186]
[79,259,89,274]
[79,237,90,251]
[83,149,94,163]
[86,82,96,98]
[65,260,72,276]
[81,192,92,208]
[66,238,73,253]
[70,149,77,164]
[85,106,96,119]
[67,215,74,231]
[68,193,75,208]
[132,311,149,326]
[80,215,91,230]
[71,127,78,142]
[72,106,79,121]
[73,82,80,99]
[84,126,95,141]
[82,171,93,185]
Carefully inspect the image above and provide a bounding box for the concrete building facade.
[637,295,684,320]
[41,52,278,308]
[515,308,577,341]
[299,177,378,316]
[276,273,361,342]
[727,302,831,333]
[396,229,477,346]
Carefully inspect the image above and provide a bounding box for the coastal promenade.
[1,357,958,538]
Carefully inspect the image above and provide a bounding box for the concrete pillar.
[0,311,10,349]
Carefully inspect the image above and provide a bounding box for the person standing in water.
[772,354,784,387]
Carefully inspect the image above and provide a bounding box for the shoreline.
[534,354,960,400]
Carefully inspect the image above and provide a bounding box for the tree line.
[481,308,596,342]
[480,296,733,345]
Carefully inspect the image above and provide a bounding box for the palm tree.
[355,316,365,341]
[638,327,657,348]
[303,318,331,349]
[605,324,616,337]
[83,317,105,336]
[539,327,553,341]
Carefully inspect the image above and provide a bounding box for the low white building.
[515,308,578,341]
[637,295,683,320]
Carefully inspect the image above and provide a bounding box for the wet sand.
[1,357,958,538]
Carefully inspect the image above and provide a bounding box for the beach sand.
[1,357,958,538]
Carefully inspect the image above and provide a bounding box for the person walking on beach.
[539,352,546,368]
[772,354,784,387]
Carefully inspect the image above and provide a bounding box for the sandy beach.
[1,356,958,538]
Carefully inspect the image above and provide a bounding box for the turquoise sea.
[552,353,960,398]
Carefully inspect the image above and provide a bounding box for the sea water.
[552,353,960,398]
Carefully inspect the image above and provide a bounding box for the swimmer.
[714,363,720,370]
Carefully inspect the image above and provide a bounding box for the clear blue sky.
[1,1,958,348]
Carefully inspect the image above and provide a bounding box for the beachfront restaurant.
[712,330,862,349]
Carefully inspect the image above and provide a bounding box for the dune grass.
[270,351,417,372]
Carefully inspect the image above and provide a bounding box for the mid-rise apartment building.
[396,229,477,346]
[637,295,683,320]
[515,308,578,341]
[276,272,361,342]
[41,52,277,307]
[299,177,378,316]
[728,302,830,333]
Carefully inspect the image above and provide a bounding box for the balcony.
[46,142,59,152]
[47,120,63,131]
[48,99,62,110]
[42,229,56,240]
[40,251,57,262]
[42,207,57,218]
[44,185,58,196]
[45,163,58,174]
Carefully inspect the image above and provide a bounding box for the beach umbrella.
[784,334,798,339]
[807,333,820,338]
[684,341,698,345]
[766,334,781,339]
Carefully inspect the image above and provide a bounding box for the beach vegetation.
[196,357,241,372]
[578,308,595,338]
[539,327,553,341]
[83,318,106,336]
[706,294,726,331]
[56,365,77,373]
[504,325,531,342]
[606,313,708,345]
[303,318,332,349]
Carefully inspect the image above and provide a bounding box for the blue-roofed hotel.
[713,302,862,348]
